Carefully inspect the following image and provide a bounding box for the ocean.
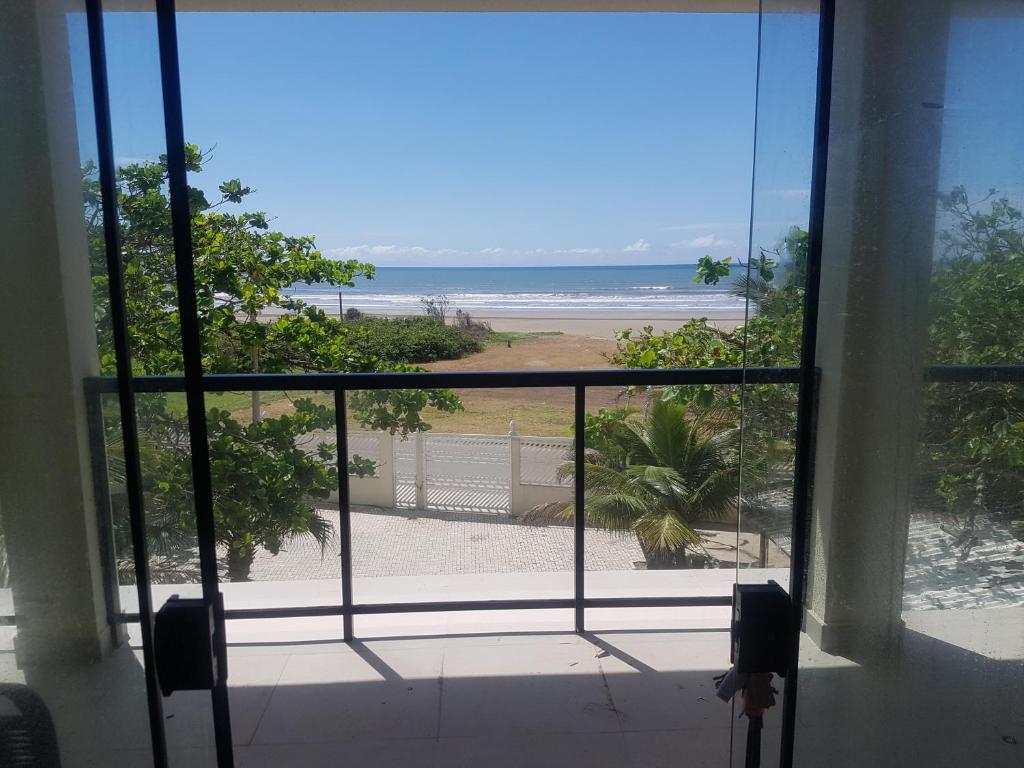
[286,264,744,317]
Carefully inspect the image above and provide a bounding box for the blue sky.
[81,11,821,267]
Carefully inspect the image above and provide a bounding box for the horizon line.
[366,262,704,269]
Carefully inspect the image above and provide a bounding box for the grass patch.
[414,393,573,435]
[164,390,256,417]
[485,330,563,346]
[218,390,574,436]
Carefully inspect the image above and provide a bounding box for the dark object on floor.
[0,684,62,767]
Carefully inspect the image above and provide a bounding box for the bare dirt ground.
[423,334,631,435]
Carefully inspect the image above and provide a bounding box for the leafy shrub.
[344,315,482,363]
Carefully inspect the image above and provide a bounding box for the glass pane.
[795,2,1024,767]
[349,387,575,637]
[728,1,819,764]
[736,0,818,584]
[102,3,214,764]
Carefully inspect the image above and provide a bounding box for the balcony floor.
[2,573,1020,767]
[5,622,761,768]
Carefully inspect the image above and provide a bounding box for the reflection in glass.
[793,3,1023,768]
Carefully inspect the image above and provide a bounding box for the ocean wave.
[287,289,744,313]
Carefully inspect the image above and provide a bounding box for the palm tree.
[535,398,742,568]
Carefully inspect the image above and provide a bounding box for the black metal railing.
[81,365,801,639]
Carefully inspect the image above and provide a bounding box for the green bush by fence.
[344,315,483,363]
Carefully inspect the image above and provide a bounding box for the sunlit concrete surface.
[3,570,1020,768]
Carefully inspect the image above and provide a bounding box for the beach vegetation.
[453,308,493,341]
[419,293,452,324]
[342,314,481,362]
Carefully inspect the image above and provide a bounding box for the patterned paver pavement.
[245,505,645,581]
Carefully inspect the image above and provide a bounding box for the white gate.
[424,434,510,513]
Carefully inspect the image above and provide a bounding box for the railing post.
[508,421,521,515]
[415,430,427,510]
[574,386,585,633]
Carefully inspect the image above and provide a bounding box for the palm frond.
[585,492,658,531]
[634,510,703,552]
[561,398,743,558]
[732,272,774,306]
[294,508,335,553]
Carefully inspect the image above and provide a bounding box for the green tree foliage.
[614,228,806,375]
[535,399,742,568]
[611,228,807,493]
[85,148,462,580]
[923,187,1024,532]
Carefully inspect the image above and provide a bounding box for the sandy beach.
[264,305,745,335]
[261,306,745,336]
[448,312,744,336]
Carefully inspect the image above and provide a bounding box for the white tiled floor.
[216,629,743,768]
[5,598,1020,767]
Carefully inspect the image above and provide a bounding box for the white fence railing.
[335,423,572,515]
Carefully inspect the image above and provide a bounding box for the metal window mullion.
[574,385,585,633]
[335,389,354,641]
[780,1,836,766]
[153,1,234,766]
[84,2,168,766]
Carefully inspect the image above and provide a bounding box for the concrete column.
[0,0,114,664]
[804,0,953,657]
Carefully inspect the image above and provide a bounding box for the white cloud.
[326,244,458,259]
[677,234,736,249]
[624,239,651,253]
[326,242,699,266]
